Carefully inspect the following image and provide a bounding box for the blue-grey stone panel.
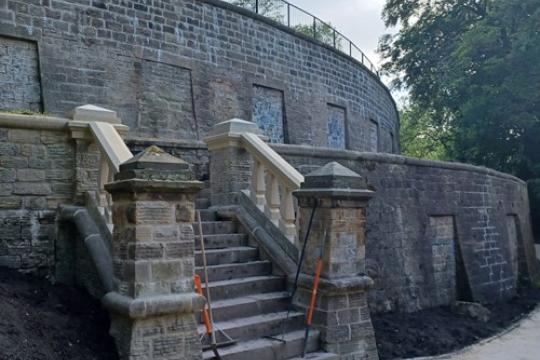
[326,105,346,150]
[0,37,41,112]
[252,86,285,143]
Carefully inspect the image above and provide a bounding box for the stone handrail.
[205,119,304,244]
[68,105,132,212]
[241,132,304,242]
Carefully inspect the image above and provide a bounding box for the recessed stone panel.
[368,120,379,152]
[252,85,285,143]
[506,215,519,282]
[138,61,196,140]
[429,216,456,306]
[327,105,346,150]
[0,37,41,112]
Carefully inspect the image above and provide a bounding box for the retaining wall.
[0,117,75,275]
[0,0,398,152]
[274,144,537,313]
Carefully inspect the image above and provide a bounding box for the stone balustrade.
[205,119,304,245]
[67,105,132,214]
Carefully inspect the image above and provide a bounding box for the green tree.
[399,104,450,160]
[294,22,343,49]
[231,0,284,22]
[231,1,342,49]
[380,0,540,180]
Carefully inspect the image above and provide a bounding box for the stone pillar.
[204,119,266,206]
[293,162,378,360]
[103,146,204,360]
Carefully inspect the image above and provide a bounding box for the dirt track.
[0,267,117,360]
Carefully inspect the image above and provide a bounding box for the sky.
[287,0,405,103]
[288,0,392,68]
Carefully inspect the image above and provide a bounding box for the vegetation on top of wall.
[0,109,46,116]
[380,0,540,182]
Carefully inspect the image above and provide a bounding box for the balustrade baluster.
[279,187,297,244]
[251,160,267,210]
[98,155,110,207]
[265,173,281,225]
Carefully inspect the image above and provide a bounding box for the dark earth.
[0,267,118,360]
[373,286,540,359]
[1,266,539,360]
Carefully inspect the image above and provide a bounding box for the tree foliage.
[380,0,540,180]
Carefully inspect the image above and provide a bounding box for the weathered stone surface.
[277,145,537,313]
[0,127,75,275]
[0,37,41,112]
[0,0,398,152]
[294,163,378,359]
[105,147,203,359]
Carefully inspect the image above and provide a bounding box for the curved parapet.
[0,0,399,153]
[274,144,538,313]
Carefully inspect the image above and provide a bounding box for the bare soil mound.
[373,287,540,359]
[0,267,117,360]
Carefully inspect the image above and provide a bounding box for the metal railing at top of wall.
[221,0,380,77]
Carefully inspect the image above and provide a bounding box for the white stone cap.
[69,104,121,124]
[209,118,263,137]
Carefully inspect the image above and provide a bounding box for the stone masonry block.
[13,182,51,195]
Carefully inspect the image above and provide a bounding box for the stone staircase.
[193,188,336,360]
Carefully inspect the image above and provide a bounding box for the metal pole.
[287,3,290,27]
[333,29,336,48]
[349,41,352,56]
[313,17,316,38]
[255,0,259,13]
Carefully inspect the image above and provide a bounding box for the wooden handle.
[194,275,212,334]
[306,258,323,326]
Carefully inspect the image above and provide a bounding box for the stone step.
[199,311,305,344]
[203,276,286,301]
[198,209,217,221]
[196,198,211,209]
[202,329,320,360]
[195,247,259,266]
[195,234,248,250]
[204,292,290,323]
[289,352,339,360]
[194,221,236,235]
[196,260,272,282]
[198,187,212,198]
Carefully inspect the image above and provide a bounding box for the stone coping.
[272,144,526,185]
[105,179,204,193]
[124,139,524,186]
[296,273,374,293]
[103,292,205,319]
[294,188,375,202]
[126,137,208,150]
[0,112,68,130]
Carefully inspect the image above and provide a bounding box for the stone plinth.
[204,119,265,206]
[293,162,378,359]
[104,146,204,360]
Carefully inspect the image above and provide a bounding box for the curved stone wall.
[274,144,538,313]
[0,0,398,153]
